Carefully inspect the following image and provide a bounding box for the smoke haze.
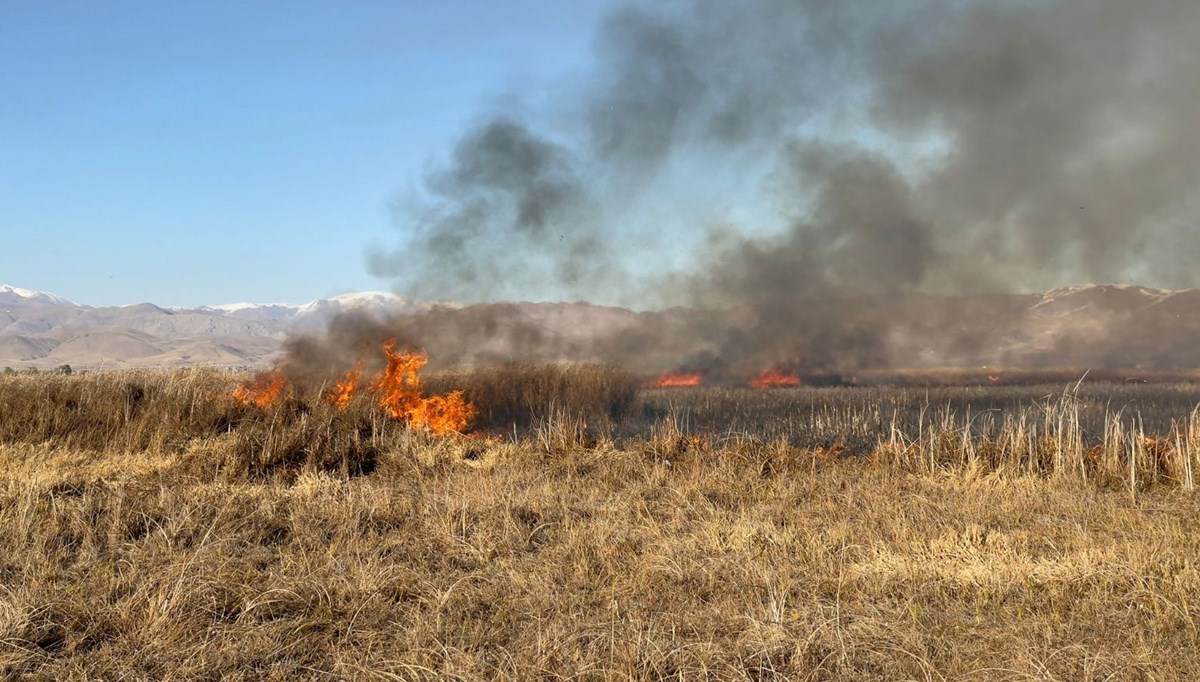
[355,0,1200,373]
[375,0,1200,303]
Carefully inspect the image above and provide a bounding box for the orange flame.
[233,371,289,408]
[647,372,702,388]
[371,342,427,420]
[370,340,475,434]
[987,374,1001,384]
[408,391,477,436]
[327,361,363,409]
[750,368,801,388]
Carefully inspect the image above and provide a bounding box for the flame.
[370,340,475,434]
[987,374,1001,384]
[233,371,289,408]
[327,361,363,409]
[231,343,474,435]
[371,342,428,420]
[646,372,702,388]
[408,390,476,436]
[749,368,801,388]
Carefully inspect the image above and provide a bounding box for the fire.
[647,372,702,388]
[987,374,1001,384]
[233,341,474,435]
[408,391,476,436]
[233,371,289,408]
[372,342,428,419]
[327,361,363,409]
[370,340,475,434]
[750,368,801,388]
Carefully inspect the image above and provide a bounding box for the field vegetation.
[2,367,1199,679]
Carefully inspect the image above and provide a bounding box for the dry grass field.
[2,368,1199,680]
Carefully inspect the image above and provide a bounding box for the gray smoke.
[366,0,1200,371]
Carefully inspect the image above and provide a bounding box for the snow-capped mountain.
[196,302,305,324]
[290,291,454,329]
[0,284,450,369]
[0,284,76,306]
[193,291,454,330]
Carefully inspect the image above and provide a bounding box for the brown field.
[2,368,1200,680]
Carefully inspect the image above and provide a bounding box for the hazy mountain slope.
[67,304,283,339]
[3,283,1200,371]
[0,285,438,369]
[39,328,164,366]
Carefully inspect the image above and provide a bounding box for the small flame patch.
[749,368,801,388]
[327,361,364,409]
[233,371,289,408]
[646,372,702,388]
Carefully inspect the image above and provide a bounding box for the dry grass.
[2,369,1199,680]
[425,363,642,431]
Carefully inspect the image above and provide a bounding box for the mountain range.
[3,283,1200,372]
[0,285,448,369]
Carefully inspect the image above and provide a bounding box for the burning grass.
[748,367,801,388]
[3,367,1200,678]
[236,340,476,436]
[646,371,703,388]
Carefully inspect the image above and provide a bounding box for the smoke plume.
[360,0,1200,372]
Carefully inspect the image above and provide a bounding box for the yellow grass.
[2,370,1199,679]
[2,437,1198,680]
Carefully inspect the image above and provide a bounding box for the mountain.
[0,284,76,306]
[0,285,444,370]
[3,283,1200,372]
[290,291,453,331]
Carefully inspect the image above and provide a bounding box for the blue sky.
[0,1,619,307]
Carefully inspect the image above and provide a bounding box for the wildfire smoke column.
[363,0,1200,375]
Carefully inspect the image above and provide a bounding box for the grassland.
[2,368,1199,680]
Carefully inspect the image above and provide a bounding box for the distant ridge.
[2,283,1200,372]
[0,284,447,370]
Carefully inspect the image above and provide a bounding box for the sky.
[6,1,1197,311]
[0,1,618,307]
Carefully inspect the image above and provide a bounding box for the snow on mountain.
[197,302,304,325]
[189,291,449,330]
[0,284,77,306]
[204,301,301,314]
[0,285,459,369]
[296,291,414,315]
[288,291,457,330]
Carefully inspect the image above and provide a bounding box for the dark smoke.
[359,0,1200,373]
[368,120,615,302]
